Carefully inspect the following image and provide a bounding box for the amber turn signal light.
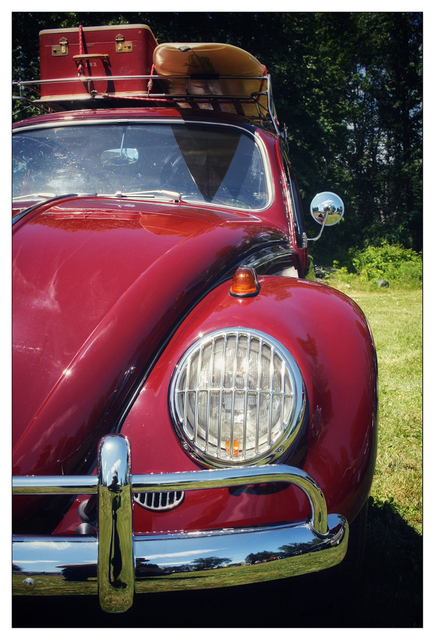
[230,267,260,297]
[225,439,240,456]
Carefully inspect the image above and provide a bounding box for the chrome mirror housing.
[310,192,344,227]
[304,192,344,243]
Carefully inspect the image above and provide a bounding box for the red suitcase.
[38,24,158,102]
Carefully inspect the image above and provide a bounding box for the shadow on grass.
[351,497,423,628]
[12,498,422,628]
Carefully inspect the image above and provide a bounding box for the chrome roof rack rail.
[13,73,281,135]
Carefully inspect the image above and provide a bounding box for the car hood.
[13,196,286,477]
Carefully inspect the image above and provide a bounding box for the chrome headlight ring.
[169,328,306,468]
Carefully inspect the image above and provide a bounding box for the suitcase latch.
[115,34,133,53]
[52,37,69,57]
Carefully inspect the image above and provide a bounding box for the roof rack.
[13,73,281,136]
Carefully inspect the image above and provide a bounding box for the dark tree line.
[12,12,422,259]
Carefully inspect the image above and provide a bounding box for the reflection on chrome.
[97,436,135,613]
[13,434,348,613]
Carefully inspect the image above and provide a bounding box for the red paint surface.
[13,108,377,535]
[122,276,377,532]
[13,198,285,475]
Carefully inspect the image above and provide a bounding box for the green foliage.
[329,242,422,289]
[353,243,422,283]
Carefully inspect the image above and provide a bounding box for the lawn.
[327,282,423,627]
[349,288,422,533]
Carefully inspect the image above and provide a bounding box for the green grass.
[323,278,423,627]
[331,283,423,533]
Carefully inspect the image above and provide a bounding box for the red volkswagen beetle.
[12,25,377,614]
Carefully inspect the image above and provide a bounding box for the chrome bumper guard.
[13,435,348,613]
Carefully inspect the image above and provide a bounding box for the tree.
[190,556,231,570]
[12,11,422,255]
[340,13,423,253]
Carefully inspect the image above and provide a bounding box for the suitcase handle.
[73,53,110,61]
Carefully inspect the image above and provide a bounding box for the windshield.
[13,123,269,210]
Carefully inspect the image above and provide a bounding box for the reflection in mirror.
[101,148,139,166]
[310,192,344,227]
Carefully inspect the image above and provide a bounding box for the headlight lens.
[170,328,306,467]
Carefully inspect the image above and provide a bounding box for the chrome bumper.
[13,435,348,613]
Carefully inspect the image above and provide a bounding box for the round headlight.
[169,328,306,467]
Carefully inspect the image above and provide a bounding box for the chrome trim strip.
[13,434,347,612]
[12,475,99,495]
[241,245,295,274]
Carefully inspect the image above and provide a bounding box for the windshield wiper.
[13,192,57,201]
[13,192,98,203]
[107,190,183,203]
[12,193,97,225]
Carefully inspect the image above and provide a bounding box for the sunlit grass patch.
[331,285,422,533]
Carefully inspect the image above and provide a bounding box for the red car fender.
[12,197,288,531]
[119,273,377,532]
